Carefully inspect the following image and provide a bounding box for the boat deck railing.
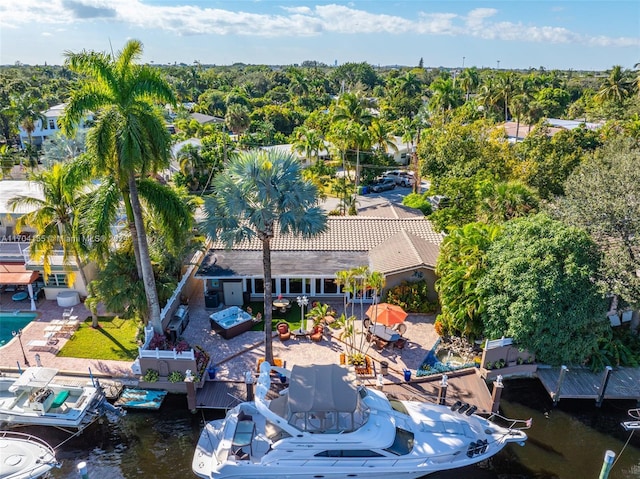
[483,411,532,431]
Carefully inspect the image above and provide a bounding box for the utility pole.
[497,60,500,70]
[462,56,465,68]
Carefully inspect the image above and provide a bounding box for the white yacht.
[0,367,111,430]
[0,430,60,478]
[193,363,529,479]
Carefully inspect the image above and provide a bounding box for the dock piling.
[552,365,569,405]
[595,366,613,408]
[598,450,615,479]
[437,375,448,405]
[77,461,89,478]
[491,375,503,413]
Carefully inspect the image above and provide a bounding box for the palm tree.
[495,71,517,122]
[596,65,633,104]
[368,118,398,155]
[435,222,501,338]
[11,93,45,155]
[60,39,177,334]
[477,180,539,223]
[459,67,480,102]
[225,103,251,140]
[202,150,327,363]
[8,162,97,323]
[428,76,461,117]
[291,126,324,164]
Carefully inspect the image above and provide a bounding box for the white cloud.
[0,0,637,47]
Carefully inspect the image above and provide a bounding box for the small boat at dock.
[0,367,113,429]
[0,430,60,478]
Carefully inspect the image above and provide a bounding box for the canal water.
[23,379,640,479]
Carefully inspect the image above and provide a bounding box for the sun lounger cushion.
[51,390,70,408]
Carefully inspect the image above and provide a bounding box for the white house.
[18,103,93,150]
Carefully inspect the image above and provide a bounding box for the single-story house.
[502,118,603,143]
[195,213,443,307]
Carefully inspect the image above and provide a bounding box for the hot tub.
[209,306,254,339]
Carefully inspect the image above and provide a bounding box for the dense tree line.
[2,51,639,366]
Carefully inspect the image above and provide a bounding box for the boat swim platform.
[537,365,640,404]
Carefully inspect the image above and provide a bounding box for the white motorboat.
[0,430,60,478]
[193,363,530,479]
[0,367,109,429]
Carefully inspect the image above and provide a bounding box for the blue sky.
[1,1,638,70]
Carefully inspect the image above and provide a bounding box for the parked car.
[383,170,415,187]
[428,195,450,210]
[370,178,397,192]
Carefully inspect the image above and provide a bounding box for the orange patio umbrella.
[365,303,407,327]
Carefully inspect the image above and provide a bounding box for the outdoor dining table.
[273,298,290,309]
[368,324,401,342]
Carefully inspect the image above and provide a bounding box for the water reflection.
[15,380,640,479]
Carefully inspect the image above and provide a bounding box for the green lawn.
[248,301,305,331]
[57,316,139,361]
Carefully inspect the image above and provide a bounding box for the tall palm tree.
[291,126,324,164]
[596,65,633,104]
[202,150,327,363]
[459,67,480,102]
[11,93,45,154]
[8,162,97,323]
[333,93,373,190]
[60,39,177,334]
[368,118,398,155]
[428,76,461,117]
[495,71,517,122]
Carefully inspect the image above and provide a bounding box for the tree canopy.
[478,213,608,365]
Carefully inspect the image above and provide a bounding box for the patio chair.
[309,325,323,342]
[276,322,291,341]
[62,308,74,320]
[393,323,407,335]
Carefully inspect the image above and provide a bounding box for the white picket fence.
[138,326,195,360]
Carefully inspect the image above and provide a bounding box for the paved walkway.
[1,291,439,386]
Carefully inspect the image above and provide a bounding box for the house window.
[48,119,56,130]
[289,278,303,294]
[323,278,338,294]
[45,273,68,287]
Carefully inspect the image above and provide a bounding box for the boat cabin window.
[315,449,384,458]
[389,399,409,415]
[384,428,414,456]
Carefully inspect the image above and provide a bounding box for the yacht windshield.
[384,428,415,456]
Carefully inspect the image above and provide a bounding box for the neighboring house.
[190,112,225,126]
[195,212,443,307]
[17,103,92,149]
[261,143,331,166]
[502,118,603,143]
[0,180,92,298]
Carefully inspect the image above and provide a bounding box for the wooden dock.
[537,366,640,404]
[195,370,494,412]
[383,368,494,413]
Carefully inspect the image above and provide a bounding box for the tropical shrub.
[385,280,438,313]
[402,192,432,215]
[168,371,185,383]
[143,369,159,382]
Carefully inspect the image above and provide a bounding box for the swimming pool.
[0,312,38,346]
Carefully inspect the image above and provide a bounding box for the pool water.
[0,312,38,346]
